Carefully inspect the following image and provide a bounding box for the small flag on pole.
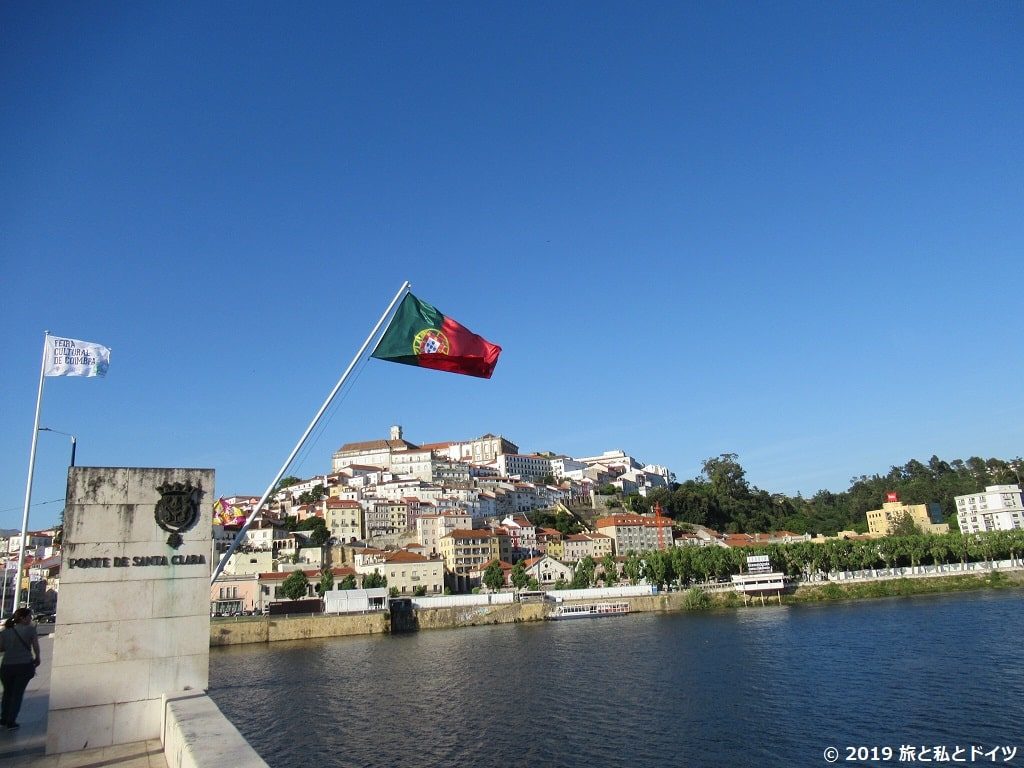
[43,335,111,377]
[371,293,501,379]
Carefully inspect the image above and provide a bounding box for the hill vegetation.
[628,453,1021,535]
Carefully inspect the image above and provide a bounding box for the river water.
[209,590,1024,768]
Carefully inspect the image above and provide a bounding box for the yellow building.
[439,529,499,575]
[866,494,949,536]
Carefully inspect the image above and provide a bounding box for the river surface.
[209,590,1024,768]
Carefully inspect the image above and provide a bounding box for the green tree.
[623,553,644,585]
[316,568,334,595]
[389,587,399,598]
[298,486,325,505]
[338,574,357,590]
[275,476,303,493]
[362,570,387,589]
[510,561,529,590]
[280,570,310,601]
[413,585,427,596]
[571,556,596,589]
[601,553,618,585]
[527,576,540,590]
[483,559,505,592]
[889,511,921,537]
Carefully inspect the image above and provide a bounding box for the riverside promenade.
[0,635,165,768]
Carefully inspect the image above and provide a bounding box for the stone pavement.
[0,634,166,768]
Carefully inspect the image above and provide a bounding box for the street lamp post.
[38,427,77,467]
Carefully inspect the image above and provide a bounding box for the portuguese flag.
[371,293,501,379]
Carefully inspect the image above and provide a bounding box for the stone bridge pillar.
[47,467,213,754]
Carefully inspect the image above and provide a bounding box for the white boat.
[548,602,630,620]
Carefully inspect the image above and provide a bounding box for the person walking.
[0,608,41,730]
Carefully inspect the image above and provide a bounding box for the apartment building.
[956,485,1024,534]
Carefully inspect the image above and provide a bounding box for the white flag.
[43,335,111,377]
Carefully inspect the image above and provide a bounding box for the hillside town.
[4,426,1023,618]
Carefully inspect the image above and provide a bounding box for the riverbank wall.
[209,568,1024,646]
[210,611,388,646]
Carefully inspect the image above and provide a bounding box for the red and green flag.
[371,292,501,379]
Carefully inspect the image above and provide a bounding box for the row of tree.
[478,528,1024,593]
[278,567,394,600]
[626,453,1021,535]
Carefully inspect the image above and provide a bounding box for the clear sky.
[2,2,1022,532]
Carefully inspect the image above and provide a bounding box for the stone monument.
[47,467,213,754]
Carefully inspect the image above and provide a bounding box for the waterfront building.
[353,549,444,595]
[865,493,949,536]
[258,567,358,604]
[521,555,574,586]
[211,574,261,614]
[731,555,786,605]
[955,485,1024,534]
[595,512,674,553]
[439,529,500,576]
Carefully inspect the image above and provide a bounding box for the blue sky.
[2,2,1022,531]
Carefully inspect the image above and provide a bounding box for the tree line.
[630,453,1021,535]
[480,529,1024,592]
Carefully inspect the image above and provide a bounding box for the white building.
[496,454,552,481]
[550,456,586,478]
[956,485,1024,534]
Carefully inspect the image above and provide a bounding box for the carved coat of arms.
[155,481,201,548]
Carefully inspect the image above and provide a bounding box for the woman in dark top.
[0,608,41,730]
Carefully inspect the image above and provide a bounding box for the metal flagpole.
[211,280,411,584]
[14,332,50,612]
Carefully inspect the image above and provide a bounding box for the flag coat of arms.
[43,335,111,377]
[371,293,501,379]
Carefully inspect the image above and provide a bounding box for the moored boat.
[548,601,630,620]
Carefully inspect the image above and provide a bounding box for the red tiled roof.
[259,567,354,581]
[338,439,419,452]
[445,529,494,540]
[326,499,362,509]
[383,550,434,564]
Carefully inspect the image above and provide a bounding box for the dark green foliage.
[275,476,303,492]
[570,556,596,588]
[280,570,309,601]
[510,561,529,590]
[653,453,1021,535]
[296,516,329,547]
[298,486,325,504]
[362,570,387,589]
[529,509,585,535]
[483,559,505,592]
[338,574,357,590]
[316,568,334,595]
